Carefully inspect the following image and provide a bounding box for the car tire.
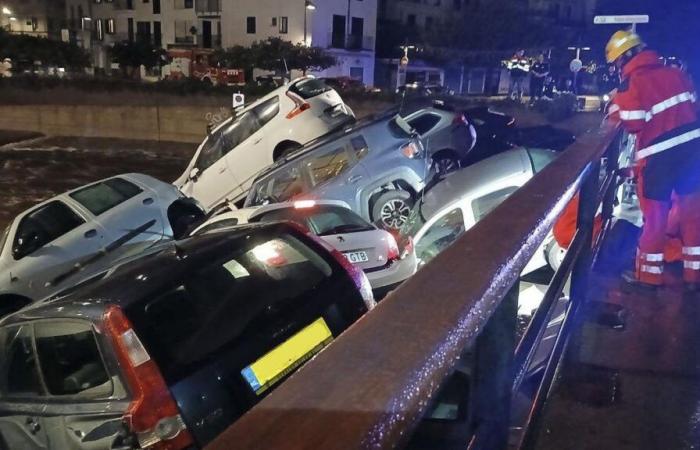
[432,152,461,176]
[274,142,303,161]
[372,190,414,231]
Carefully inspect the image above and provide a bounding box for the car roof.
[420,148,533,219]
[249,107,403,183]
[0,223,297,326]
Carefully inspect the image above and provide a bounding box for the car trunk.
[320,229,391,272]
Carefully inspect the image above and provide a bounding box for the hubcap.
[379,199,411,229]
[434,157,459,175]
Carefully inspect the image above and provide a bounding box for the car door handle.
[347,175,363,183]
[218,166,227,174]
[142,197,154,205]
[25,417,41,434]
[253,137,263,145]
[84,229,97,238]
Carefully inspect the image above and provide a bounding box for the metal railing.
[328,33,375,51]
[205,122,624,450]
[195,0,222,15]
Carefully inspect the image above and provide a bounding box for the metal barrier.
[206,122,623,450]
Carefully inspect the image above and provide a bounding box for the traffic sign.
[232,93,245,108]
[594,15,649,25]
[569,59,583,73]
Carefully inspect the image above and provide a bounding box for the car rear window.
[248,164,306,206]
[255,205,374,236]
[124,232,339,384]
[527,148,559,173]
[69,178,143,216]
[289,78,332,99]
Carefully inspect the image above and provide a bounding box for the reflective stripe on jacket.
[608,50,699,161]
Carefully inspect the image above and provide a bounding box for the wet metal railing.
[206,122,624,450]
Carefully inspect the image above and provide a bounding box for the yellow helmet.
[606,30,644,63]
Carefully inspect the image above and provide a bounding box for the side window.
[472,186,519,221]
[14,201,85,258]
[220,111,261,152]
[34,321,111,397]
[527,148,558,173]
[407,113,441,135]
[415,208,465,264]
[351,135,369,160]
[69,178,143,216]
[252,96,280,128]
[0,325,43,397]
[305,146,353,187]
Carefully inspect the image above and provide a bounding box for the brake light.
[387,233,400,262]
[285,91,312,119]
[103,307,194,450]
[329,248,375,310]
[452,114,468,126]
[294,200,317,209]
[401,141,422,159]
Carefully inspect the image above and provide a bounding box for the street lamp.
[2,7,12,15]
[303,0,316,46]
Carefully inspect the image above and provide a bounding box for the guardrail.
[206,122,624,450]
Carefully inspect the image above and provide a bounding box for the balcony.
[195,0,221,16]
[327,33,374,51]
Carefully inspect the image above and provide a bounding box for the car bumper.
[365,251,418,292]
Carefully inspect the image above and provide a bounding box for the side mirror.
[13,231,41,258]
[189,167,201,182]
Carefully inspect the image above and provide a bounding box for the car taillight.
[103,306,194,450]
[329,248,376,310]
[453,113,468,126]
[285,91,311,119]
[387,233,400,262]
[401,140,422,159]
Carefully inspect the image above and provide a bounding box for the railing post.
[469,283,519,450]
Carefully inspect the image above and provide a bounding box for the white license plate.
[345,251,369,264]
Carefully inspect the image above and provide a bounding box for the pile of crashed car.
[0,77,574,450]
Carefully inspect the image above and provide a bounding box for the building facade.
[1,0,65,38]
[64,0,223,71]
[221,0,377,85]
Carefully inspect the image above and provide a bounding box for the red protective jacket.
[608,50,698,161]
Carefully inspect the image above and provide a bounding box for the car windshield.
[255,205,374,236]
[0,226,9,255]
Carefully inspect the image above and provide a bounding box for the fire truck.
[162,48,245,86]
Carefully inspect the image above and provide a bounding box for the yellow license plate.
[241,318,333,395]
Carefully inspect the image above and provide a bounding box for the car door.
[9,201,107,300]
[0,324,50,450]
[67,177,167,261]
[186,121,242,210]
[303,139,370,214]
[225,96,280,196]
[32,320,128,450]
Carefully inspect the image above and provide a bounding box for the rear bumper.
[365,252,417,291]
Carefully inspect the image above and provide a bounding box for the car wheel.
[432,153,461,176]
[372,190,414,230]
[274,142,303,161]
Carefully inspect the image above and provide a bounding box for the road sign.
[594,15,649,25]
[570,59,583,73]
[232,93,245,108]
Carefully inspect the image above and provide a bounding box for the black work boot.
[620,270,659,294]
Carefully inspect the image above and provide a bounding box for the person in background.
[600,64,619,94]
[529,54,550,105]
[507,49,530,101]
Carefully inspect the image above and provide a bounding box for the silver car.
[192,200,418,297]
[245,111,434,230]
[404,103,477,175]
[0,173,203,316]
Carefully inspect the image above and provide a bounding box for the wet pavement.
[0,136,194,229]
[535,263,700,450]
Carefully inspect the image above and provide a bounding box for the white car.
[175,77,355,210]
[400,147,559,274]
[192,200,417,297]
[0,174,203,315]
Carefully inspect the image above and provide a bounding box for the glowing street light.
[1,7,12,15]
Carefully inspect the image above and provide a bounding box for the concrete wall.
[0,105,215,144]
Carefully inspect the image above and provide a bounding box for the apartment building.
[221,0,377,85]
[0,0,65,38]
[528,0,598,25]
[64,0,222,70]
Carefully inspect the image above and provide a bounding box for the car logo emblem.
[337,236,345,242]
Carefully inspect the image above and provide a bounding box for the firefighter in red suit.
[606,30,700,291]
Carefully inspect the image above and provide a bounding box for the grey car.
[245,111,434,230]
[403,104,477,175]
[0,174,204,317]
